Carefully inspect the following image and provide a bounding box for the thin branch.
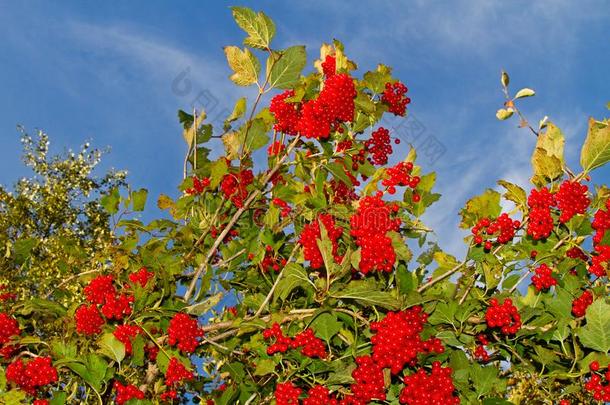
[254,244,300,317]
[417,259,467,293]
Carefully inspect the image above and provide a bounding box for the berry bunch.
[592,199,610,245]
[263,323,327,358]
[566,247,588,261]
[5,356,58,395]
[275,381,302,405]
[303,385,338,405]
[365,127,392,166]
[472,213,520,248]
[84,275,116,305]
[350,355,386,402]
[270,90,300,135]
[584,361,610,402]
[319,73,357,123]
[261,251,287,273]
[168,312,204,354]
[398,362,460,405]
[382,82,411,116]
[531,263,557,291]
[165,357,194,387]
[350,193,400,274]
[485,298,521,335]
[267,140,286,157]
[272,198,292,217]
[571,290,593,317]
[321,55,336,77]
[101,293,134,321]
[526,187,555,240]
[555,180,590,223]
[382,161,419,196]
[114,381,145,404]
[113,324,143,355]
[300,214,343,269]
[590,244,610,278]
[329,179,358,204]
[0,313,20,358]
[370,307,443,374]
[75,304,105,336]
[220,170,254,208]
[474,334,490,362]
[129,267,154,288]
[0,285,16,302]
[185,176,210,195]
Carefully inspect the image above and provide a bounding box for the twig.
[254,244,300,317]
[46,268,103,298]
[417,259,467,293]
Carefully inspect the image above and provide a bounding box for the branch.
[183,135,302,302]
[417,259,467,293]
[254,244,300,317]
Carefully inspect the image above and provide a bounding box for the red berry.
[168,313,204,354]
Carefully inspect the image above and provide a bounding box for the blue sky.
[1,0,609,255]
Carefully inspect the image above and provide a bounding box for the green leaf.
[497,180,527,209]
[222,132,241,160]
[131,335,145,367]
[331,280,400,310]
[531,122,565,185]
[224,97,247,127]
[514,88,535,99]
[495,108,514,120]
[50,391,67,405]
[274,263,313,302]
[98,333,126,363]
[224,46,260,86]
[578,298,610,353]
[100,187,121,214]
[239,119,270,153]
[459,189,501,228]
[428,301,457,326]
[266,46,307,89]
[471,364,499,397]
[580,118,610,173]
[131,188,148,212]
[209,159,229,189]
[310,313,342,342]
[253,358,276,376]
[230,7,275,50]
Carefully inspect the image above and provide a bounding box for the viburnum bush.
[0,6,609,405]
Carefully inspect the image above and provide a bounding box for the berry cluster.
[114,381,145,405]
[590,245,610,278]
[365,127,392,166]
[329,179,358,204]
[263,323,327,358]
[472,214,520,248]
[220,170,254,208]
[566,247,588,261]
[382,161,419,196]
[485,298,521,335]
[165,357,194,387]
[167,312,204,354]
[270,73,356,140]
[382,82,411,116]
[270,90,300,135]
[350,193,400,274]
[531,263,557,291]
[261,249,287,273]
[101,293,134,321]
[398,362,460,404]
[267,140,286,157]
[303,385,338,405]
[275,381,302,405]
[5,356,58,395]
[129,267,154,288]
[113,324,143,355]
[0,285,16,302]
[370,307,443,374]
[75,304,105,336]
[572,290,593,317]
[474,334,490,362]
[555,180,590,223]
[0,312,21,358]
[350,355,386,402]
[527,187,555,240]
[321,55,336,77]
[272,198,292,217]
[84,275,116,305]
[185,176,210,195]
[585,361,610,402]
[300,214,343,269]
[592,199,610,245]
